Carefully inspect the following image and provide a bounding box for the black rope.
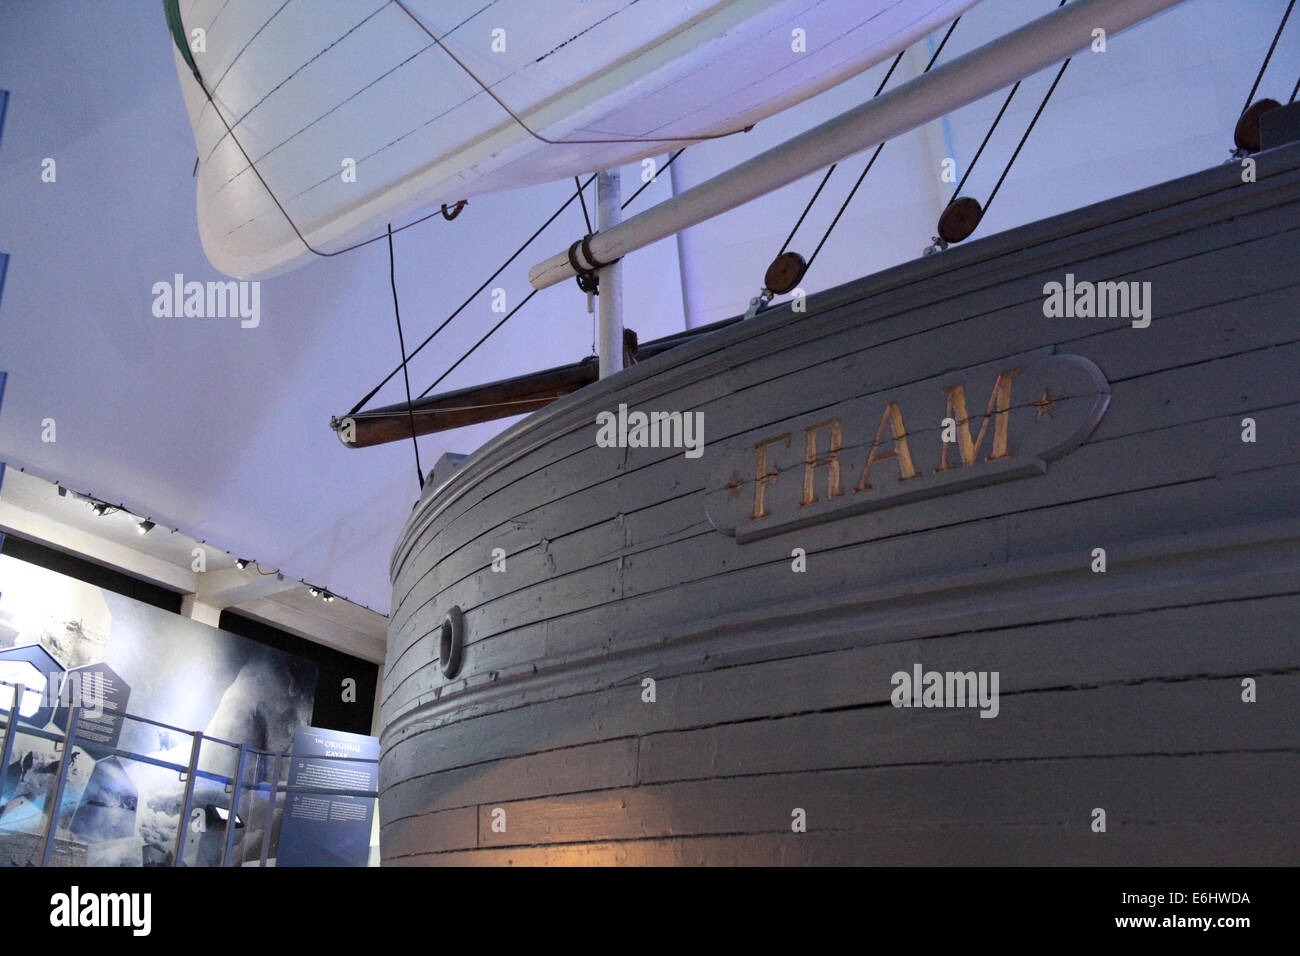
[801,16,962,273]
[948,82,1018,204]
[1244,0,1295,112]
[575,177,593,233]
[985,56,1071,217]
[412,151,682,402]
[622,149,686,209]
[776,164,836,258]
[348,174,597,415]
[419,290,540,398]
[776,49,907,257]
[387,225,425,488]
[1291,70,1300,103]
[805,145,886,270]
[948,0,1066,208]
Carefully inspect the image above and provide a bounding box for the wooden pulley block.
[764,251,807,294]
[1234,98,1281,153]
[938,196,984,244]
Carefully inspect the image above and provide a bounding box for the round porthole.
[439,606,464,679]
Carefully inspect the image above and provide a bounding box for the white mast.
[596,169,624,379]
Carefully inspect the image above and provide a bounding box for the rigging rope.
[387,224,425,488]
[419,290,541,399]
[951,0,1068,218]
[984,56,1071,217]
[621,150,686,209]
[390,0,754,146]
[947,80,1018,205]
[946,0,1066,209]
[1243,0,1295,113]
[347,174,597,415]
[413,146,691,403]
[575,177,594,233]
[407,149,688,405]
[365,144,690,414]
[775,51,907,258]
[796,16,963,277]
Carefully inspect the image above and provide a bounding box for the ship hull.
[379,143,1300,865]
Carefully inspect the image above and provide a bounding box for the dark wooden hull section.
[379,143,1300,865]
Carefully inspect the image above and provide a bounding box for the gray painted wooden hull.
[380,143,1300,865]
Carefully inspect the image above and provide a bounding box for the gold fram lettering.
[856,402,919,491]
[934,369,1020,472]
[801,419,844,506]
[751,433,791,520]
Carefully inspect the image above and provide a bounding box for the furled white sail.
[170,0,978,278]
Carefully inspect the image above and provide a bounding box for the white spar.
[596,169,625,380]
[529,0,1187,291]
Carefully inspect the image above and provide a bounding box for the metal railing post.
[259,752,282,867]
[172,731,203,867]
[0,683,25,800]
[219,744,247,867]
[38,703,79,867]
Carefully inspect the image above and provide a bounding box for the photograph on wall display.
[0,555,315,866]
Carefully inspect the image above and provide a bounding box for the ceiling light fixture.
[307,585,321,597]
[90,501,110,516]
[235,558,250,570]
[137,519,155,535]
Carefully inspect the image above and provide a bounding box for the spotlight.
[307,586,321,597]
[322,591,335,603]
[235,558,250,570]
[90,502,109,516]
[137,519,155,535]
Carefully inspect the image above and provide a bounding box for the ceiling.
[0,0,1293,613]
[0,467,388,662]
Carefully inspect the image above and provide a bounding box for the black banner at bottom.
[3,865,1283,944]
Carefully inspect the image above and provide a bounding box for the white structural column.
[667,158,698,329]
[529,0,1186,290]
[180,595,224,628]
[182,565,297,627]
[596,168,624,378]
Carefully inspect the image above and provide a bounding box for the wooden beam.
[338,318,740,449]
